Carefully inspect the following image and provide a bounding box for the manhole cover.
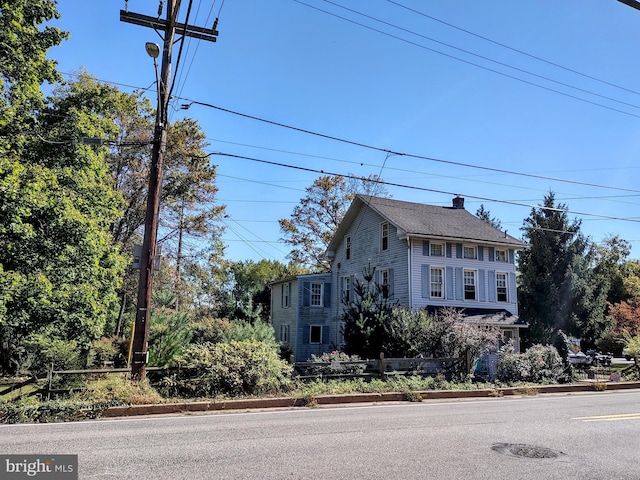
[492,443,565,459]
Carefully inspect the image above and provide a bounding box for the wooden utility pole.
[121,0,217,380]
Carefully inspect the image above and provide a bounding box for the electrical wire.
[183,98,640,195]
[386,0,640,98]
[293,0,640,120]
[210,151,640,224]
[317,0,640,111]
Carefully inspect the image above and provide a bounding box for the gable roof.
[327,195,526,256]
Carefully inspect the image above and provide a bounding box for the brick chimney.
[452,195,465,209]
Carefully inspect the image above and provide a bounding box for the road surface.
[2,390,640,479]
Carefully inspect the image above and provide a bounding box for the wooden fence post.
[46,363,53,401]
[379,352,385,379]
[465,349,472,375]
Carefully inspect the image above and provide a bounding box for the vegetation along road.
[2,391,640,480]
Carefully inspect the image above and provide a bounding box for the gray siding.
[330,205,410,331]
[295,273,333,361]
[270,279,298,358]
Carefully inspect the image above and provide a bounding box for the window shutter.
[478,246,484,261]
[423,240,430,256]
[281,285,284,307]
[456,243,463,259]
[421,264,430,298]
[446,266,454,299]
[478,269,486,302]
[388,269,394,298]
[324,283,331,307]
[455,267,463,300]
[322,325,330,344]
[509,249,515,264]
[509,273,517,304]
[488,247,495,262]
[303,325,310,344]
[488,270,496,303]
[302,282,310,307]
[446,243,452,258]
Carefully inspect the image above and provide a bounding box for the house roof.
[426,306,528,327]
[327,195,525,256]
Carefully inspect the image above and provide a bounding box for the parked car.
[586,349,612,366]
[567,350,591,366]
[622,347,634,361]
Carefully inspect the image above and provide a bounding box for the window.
[281,282,290,308]
[496,273,508,302]
[342,276,351,302]
[430,242,444,256]
[464,270,477,300]
[310,282,323,307]
[345,235,351,260]
[430,267,444,298]
[310,325,323,344]
[280,324,289,343]
[463,245,477,259]
[381,222,389,251]
[495,249,507,262]
[380,269,389,298]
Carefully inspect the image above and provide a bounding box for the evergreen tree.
[517,192,606,347]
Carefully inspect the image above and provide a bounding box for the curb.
[101,381,640,418]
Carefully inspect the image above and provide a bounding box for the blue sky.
[50,0,640,263]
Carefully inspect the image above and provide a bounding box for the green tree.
[517,192,606,347]
[342,264,398,358]
[279,174,389,271]
[0,0,68,155]
[475,204,502,229]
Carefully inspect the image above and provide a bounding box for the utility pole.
[121,0,217,380]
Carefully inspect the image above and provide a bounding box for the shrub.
[496,343,565,384]
[87,337,121,367]
[159,340,293,398]
[190,317,233,344]
[307,351,365,375]
[24,335,82,374]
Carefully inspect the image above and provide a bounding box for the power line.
[386,0,640,99]
[317,0,640,112]
[184,98,640,195]
[211,151,640,224]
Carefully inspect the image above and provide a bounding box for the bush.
[24,335,82,374]
[87,337,122,367]
[307,351,365,375]
[190,317,233,344]
[497,343,566,384]
[158,340,293,398]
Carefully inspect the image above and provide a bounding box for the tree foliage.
[475,204,502,230]
[279,174,389,271]
[517,192,608,347]
[0,0,68,154]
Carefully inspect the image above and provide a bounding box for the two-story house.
[271,194,527,361]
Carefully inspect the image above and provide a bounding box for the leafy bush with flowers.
[307,351,366,375]
[497,343,566,384]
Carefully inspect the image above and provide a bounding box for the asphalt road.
[2,391,640,480]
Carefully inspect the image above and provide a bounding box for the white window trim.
[495,249,508,262]
[280,324,289,343]
[430,266,445,299]
[310,282,323,307]
[496,272,508,302]
[282,282,290,308]
[463,245,477,260]
[310,325,323,344]
[380,268,390,298]
[463,269,477,301]
[430,242,444,257]
[342,275,351,303]
[381,222,389,251]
